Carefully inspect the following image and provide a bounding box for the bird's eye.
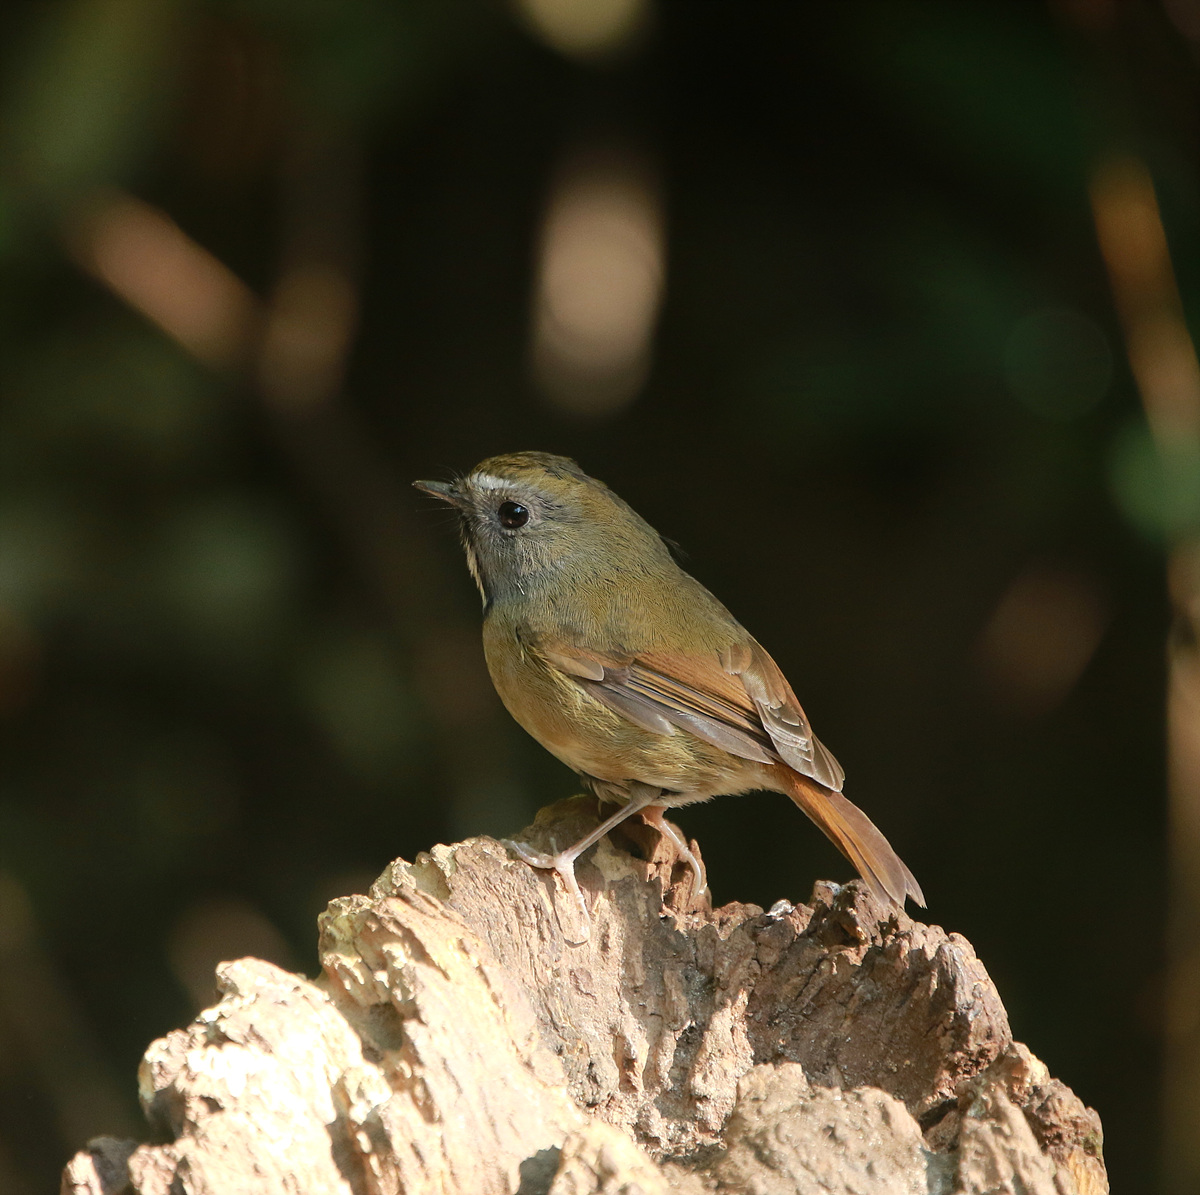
[498,501,529,529]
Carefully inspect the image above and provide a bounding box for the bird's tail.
[777,768,925,910]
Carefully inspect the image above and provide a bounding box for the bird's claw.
[501,839,592,942]
[640,813,708,900]
[501,838,559,870]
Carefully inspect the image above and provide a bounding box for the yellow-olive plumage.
[415,451,923,917]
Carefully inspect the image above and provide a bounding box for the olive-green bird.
[415,452,923,926]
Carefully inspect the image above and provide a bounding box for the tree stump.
[62,796,1108,1195]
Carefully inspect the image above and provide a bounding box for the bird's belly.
[483,632,763,798]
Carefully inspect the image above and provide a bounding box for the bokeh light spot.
[259,264,357,410]
[166,897,296,1011]
[514,0,649,59]
[531,150,664,416]
[975,564,1110,716]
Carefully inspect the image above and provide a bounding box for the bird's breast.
[482,618,618,774]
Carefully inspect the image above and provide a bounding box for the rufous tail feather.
[781,771,925,909]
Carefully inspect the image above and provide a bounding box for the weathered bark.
[62,795,1108,1195]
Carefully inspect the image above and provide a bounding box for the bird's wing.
[716,641,845,791]
[535,636,845,791]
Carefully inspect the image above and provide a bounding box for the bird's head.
[414,451,671,606]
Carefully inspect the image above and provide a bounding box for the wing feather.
[720,642,845,790]
[531,636,843,790]
[540,646,606,681]
[588,683,678,736]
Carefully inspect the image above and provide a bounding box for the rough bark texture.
[62,795,1108,1195]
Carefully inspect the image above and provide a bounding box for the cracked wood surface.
[61,795,1108,1195]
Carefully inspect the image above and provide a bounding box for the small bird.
[415,452,923,926]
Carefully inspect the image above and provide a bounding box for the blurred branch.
[1052,3,1200,1185]
[65,191,261,371]
[1090,157,1200,447]
[1088,139,1200,1195]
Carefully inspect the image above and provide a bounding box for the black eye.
[498,501,529,529]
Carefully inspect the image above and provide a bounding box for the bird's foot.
[641,808,708,900]
[502,839,592,942]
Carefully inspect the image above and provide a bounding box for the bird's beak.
[413,479,469,509]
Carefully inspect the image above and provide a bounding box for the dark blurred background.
[2,0,1199,1191]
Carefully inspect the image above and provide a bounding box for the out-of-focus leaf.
[1004,308,1112,422]
[4,0,189,202]
[296,629,419,783]
[0,499,79,617]
[14,323,222,468]
[153,494,301,658]
[1111,418,1200,541]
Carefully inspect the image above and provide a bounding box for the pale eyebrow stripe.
[469,473,512,491]
[469,471,558,510]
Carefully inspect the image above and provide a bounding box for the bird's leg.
[640,806,708,899]
[503,783,665,937]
